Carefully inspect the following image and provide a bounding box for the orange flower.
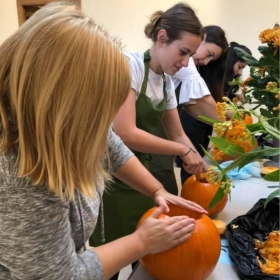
[216,102,228,120]
[212,119,255,160]
[259,25,280,48]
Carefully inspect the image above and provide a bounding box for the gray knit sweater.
[0,129,133,280]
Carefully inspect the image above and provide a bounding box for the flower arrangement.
[200,96,280,208]
[200,24,280,208]
[210,101,256,162]
[229,24,280,127]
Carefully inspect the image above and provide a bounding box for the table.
[128,176,278,280]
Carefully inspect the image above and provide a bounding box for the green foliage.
[208,136,245,156]
[208,183,227,209]
[264,189,280,207]
[234,42,279,126]
[205,25,280,210]
[264,169,280,181]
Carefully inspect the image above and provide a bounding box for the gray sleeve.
[108,128,134,172]
[0,180,104,280]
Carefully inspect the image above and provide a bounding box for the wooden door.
[16,0,81,26]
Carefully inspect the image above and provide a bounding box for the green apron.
[90,50,173,246]
[147,81,181,196]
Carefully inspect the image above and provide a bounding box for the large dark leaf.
[234,47,260,66]
[263,169,280,181]
[264,189,280,207]
[246,123,264,133]
[245,78,259,87]
[257,76,275,88]
[260,119,280,140]
[208,185,226,209]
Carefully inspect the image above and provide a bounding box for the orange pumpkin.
[181,174,228,216]
[226,113,253,124]
[137,204,221,280]
[243,114,253,125]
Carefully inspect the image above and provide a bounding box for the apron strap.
[141,49,167,97]
[162,72,167,97]
[140,50,150,95]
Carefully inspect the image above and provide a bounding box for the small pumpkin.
[242,114,253,125]
[212,219,226,235]
[137,204,221,280]
[181,174,228,216]
[260,166,279,176]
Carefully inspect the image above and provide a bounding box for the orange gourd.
[181,174,228,216]
[137,204,221,280]
[243,114,253,125]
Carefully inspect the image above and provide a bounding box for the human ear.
[157,29,168,44]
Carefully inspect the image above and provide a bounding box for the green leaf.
[264,188,280,208]
[198,116,220,124]
[208,187,226,209]
[201,146,223,171]
[246,123,264,133]
[209,136,245,156]
[264,170,280,181]
[258,76,276,88]
[234,47,260,66]
[259,108,275,119]
[225,146,280,170]
[260,119,280,140]
[245,79,259,87]
[222,156,252,173]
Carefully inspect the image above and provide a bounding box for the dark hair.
[144,2,203,43]
[198,25,228,102]
[224,42,252,97]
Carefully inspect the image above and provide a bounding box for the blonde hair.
[0,2,130,200]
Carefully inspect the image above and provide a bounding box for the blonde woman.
[0,3,206,280]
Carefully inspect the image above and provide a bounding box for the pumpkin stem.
[195,173,201,181]
[195,173,209,183]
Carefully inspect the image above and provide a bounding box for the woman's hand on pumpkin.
[134,206,195,255]
[152,188,208,214]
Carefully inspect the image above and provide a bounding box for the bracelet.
[180,148,197,158]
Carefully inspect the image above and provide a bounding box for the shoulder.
[124,52,144,74]
[108,128,134,171]
[124,51,145,93]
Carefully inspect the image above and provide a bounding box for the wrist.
[180,147,197,159]
[131,231,149,257]
[150,187,166,198]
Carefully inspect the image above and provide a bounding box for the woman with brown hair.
[91,3,209,279]
[0,3,206,279]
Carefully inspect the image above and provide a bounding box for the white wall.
[0,0,279,78]
[0,0,18,44]
[82,0,279,79]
